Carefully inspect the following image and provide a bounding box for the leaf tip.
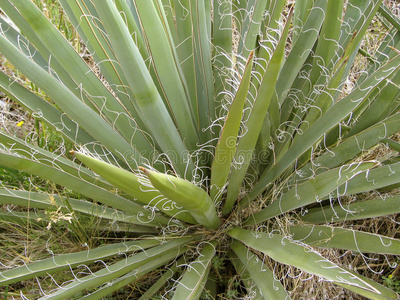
[139,166,148,174]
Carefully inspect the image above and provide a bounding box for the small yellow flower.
[16,121,24,127]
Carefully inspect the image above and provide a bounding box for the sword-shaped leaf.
[7,0,155,157]
[0,152,167,226]
[172,241,216,300]
[230,240,290,299]
[247,54,400,203]
[134,1,199,151]
[0,239,160,285]
[0,189,154,227]
[40,237,192,299]
[138,257,184,300]
[302,195,400,224]
[72,151,196,224]
[210,52,254,200]
[246,162,376,225]
[229,250,264,300]
[295,113,400,180]
[223,9,292,215]
[79,251,186,299]
[0,24,145,168]
[289,224,400,255]
[94,0,195,177]
[228,227,397,299]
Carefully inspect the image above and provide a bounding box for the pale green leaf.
[247,54,400,203]
[138,257,184,300]
[172,241,216,300]
[134,1,199,151]
[80,251,185,299]
[223,9,292,215]
[210,51,254,200]
[0,27,145,168]
[0,240,160,285]
[229,250,264,300]
[245,162,376,225]
[301,195,400,224]
[40,238,192,299]
[73,151,196,224]
[290,224,400,255]
[231,240,290,299]
[295,113,400,180]
[0,152,168,226]
[94,0,195,177]
[228,227,397,299]
[0,189,146,226]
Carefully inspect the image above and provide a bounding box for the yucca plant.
[1,0,400,298]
